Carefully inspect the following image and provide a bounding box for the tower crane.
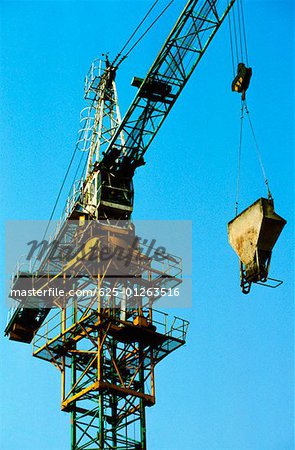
[5,1,247,449]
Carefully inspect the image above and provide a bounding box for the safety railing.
[33,307,66,350]
[6,303,19,327]
[10,255,41,286]
[169,315,189,341]
[139,239,182,279]
[65,179,84,217]
[33,304,189,355]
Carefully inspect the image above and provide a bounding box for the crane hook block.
[232,63,252,100]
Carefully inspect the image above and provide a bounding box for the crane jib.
[102,0,236,173]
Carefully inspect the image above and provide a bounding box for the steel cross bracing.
[33,305,188,449]
[102,0,236,171]
[29,222,188,450]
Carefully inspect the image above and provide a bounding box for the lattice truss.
[33,303,188,449]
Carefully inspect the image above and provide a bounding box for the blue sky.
[0,1,294,449]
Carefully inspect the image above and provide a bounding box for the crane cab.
[82,170,134,220]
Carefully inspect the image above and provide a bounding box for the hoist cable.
[237,0,244,62]
[235,100,245,216]
[228,12,236,76]
[228,0,249,70]
[244,102,272,199]
[112,0,159,68]
[240,0,249,66]
[231,8,239,63]
[114,0,175,68]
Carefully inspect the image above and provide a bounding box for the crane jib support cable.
[102,0,236,169]
[112,0,160,68]
[119,1,175,61]
[113,0,175,68]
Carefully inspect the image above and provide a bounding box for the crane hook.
[232,62,252,100]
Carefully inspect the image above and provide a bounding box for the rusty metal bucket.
[228,198,286,293]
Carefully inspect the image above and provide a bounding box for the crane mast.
[5,1,236,449]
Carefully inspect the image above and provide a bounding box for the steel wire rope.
[244,101,272,199]
[228,0,248,69]
[231,0,267,216]
[113,0,175,68]
[74,150,88,184]
[112,0,160,68]
[64,139,86,204]
[236,0,244,62]
[228,10,236,76]
[235,100,273,218]
[240,0,249,66]
[235,100,245,216]
[231,7,239,63]
[66,146,88,206]
[32,143,80,272]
